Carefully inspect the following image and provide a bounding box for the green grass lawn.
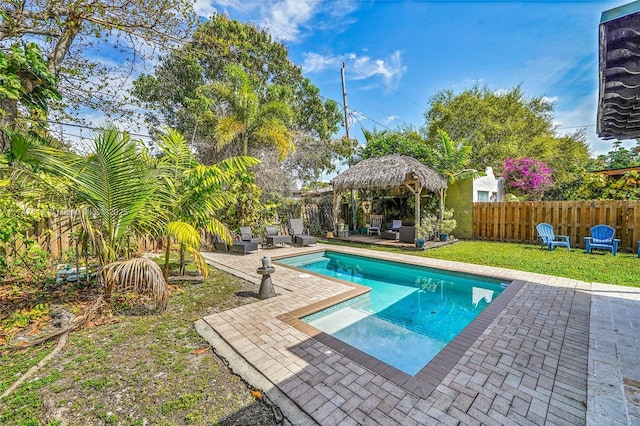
[332,240,640,287]
[0,258,279,425]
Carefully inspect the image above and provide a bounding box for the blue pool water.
[277,251,506,376]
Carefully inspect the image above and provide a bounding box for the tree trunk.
[0,98,18,153]
[242,133,247,156]
[163,237,171,280]
[179,246,185,276]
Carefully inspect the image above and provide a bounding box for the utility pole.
[341,63,357,232]
[341,62,350,140]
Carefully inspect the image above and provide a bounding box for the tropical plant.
[195,65,294,160]
[0,129,74,276]
[500,157,553,200]
[153,128,260,278]
[16,126,164,301]
[103,257,168,312]
[415,213,438,241]
[438,209,457,235]
[571,170,640,200]
[0,42,61,144]
[432,129,477,184]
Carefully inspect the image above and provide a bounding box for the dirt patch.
[0,269,282,425]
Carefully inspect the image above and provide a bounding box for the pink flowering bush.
[500,157,553,200]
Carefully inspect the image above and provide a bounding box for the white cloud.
[264,0,320,41]
[541,96,559,104]
[383,115,399,125]
[302,52,342,73]
[303,50,407,89]
[194,0,219,18]
[350,51,407,88]
[205,0,358,42]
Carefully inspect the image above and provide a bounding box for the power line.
[46,120,154,139]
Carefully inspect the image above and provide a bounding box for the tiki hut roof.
[331,154,447,192]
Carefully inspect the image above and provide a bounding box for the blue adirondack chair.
[535,223,571,251]
[585,224,620,256]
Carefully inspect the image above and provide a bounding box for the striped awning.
[597,1,640,140]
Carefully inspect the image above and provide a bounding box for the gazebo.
[330,154,448,230]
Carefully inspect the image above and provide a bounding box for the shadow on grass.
[217,400,281,425]
[235,291,259,298]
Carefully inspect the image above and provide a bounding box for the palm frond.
[103,257,169,312]
[253,119,294,160]
[188,247,209,278]
[166,221,201,249]
[204,218,234,244]
[214,116,244,149]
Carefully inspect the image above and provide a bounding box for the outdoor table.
[230,241,258,255]
[265,235,292,248]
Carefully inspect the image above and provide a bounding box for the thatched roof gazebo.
[331,154,448,229]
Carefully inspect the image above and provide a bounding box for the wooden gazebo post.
[404,175,423,226]
[332,189,341,234]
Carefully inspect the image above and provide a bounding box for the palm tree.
[153,128,260,279]
[432,129,478,184]
[431,129,479,218]
[197,65,295,160]
[18,127,166,303]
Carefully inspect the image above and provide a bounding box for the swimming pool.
[277,251,507,376]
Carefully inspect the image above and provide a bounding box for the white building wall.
[472,167,502,202]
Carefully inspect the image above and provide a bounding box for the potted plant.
[414,213,438,248]
[438,209,457,241]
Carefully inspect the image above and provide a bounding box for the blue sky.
[193,0,635,157]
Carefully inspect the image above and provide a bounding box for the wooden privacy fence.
[473,200,640,252]
[9,196,333,263]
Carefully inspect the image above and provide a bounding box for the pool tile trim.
[275,248,525,397]
[199,243,639,424]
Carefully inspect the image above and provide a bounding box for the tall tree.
[0,0,197,150]
[424,84,590,171]
[358,126,435,164]
[132,14,346,182]
[196,65,294,160]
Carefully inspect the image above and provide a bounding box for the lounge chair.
[289,218,317,246]
[239,226,262,244]
[585,224,620,256]
[265,225,291,248]
[535,223,570,251]
[367,215,383,236]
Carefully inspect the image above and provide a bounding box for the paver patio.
[196,244,640,425]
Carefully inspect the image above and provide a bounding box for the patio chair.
[367,215,383,236]
[289,218,317,247]
[585,224,620,256]
[239,226,262,244]
[535,223,570,251]
[390,220,402,232]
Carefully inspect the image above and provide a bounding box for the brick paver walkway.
[197,244,640,425]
